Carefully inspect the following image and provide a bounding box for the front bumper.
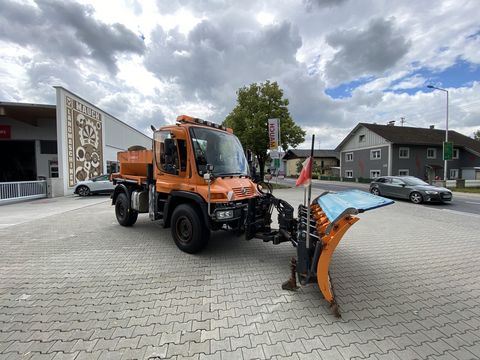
[211,202,248,222]
[423,191,452,202]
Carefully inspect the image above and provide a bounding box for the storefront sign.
[268,118,279,150]
[65,96,103,187]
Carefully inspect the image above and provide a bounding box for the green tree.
[474,129,480,141]
[223,81,305,179]
[296,159,303,173]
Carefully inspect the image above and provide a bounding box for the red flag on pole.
[296,156,313,187]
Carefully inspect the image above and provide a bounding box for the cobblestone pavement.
[1,188,480,359]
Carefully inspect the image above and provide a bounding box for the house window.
[345,152,353,162]
[370,149,381,160]
[107,160,119,174]
[359,134,366,143]
[427,148,436,159]
[398,169,409,176]
[399,147,409,159]
[453,148,459,159]
[370,170,381,178]
[450,169,459,179]
[345,170,353,178]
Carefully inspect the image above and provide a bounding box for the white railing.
[0,180,47,204]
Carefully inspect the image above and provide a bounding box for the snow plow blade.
[292,190,394,317]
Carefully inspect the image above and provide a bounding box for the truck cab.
[111,115,265,253]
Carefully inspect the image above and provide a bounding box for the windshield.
[190,127,249,176]
[402,177,429,186]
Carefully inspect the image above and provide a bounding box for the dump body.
[114,149,153,184]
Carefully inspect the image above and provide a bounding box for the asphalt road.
[275,177,480,216]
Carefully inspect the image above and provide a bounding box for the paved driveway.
[1,188,479,359]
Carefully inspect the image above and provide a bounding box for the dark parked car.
[369,176,452,204]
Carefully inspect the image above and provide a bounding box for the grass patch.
[448,187,480,194]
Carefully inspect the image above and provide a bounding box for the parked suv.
[74,174,114,197]
[370,176,452,204]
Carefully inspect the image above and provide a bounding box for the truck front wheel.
[115,193,138,226]
[171,204,209,253]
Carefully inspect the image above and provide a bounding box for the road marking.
[440,209,480,218]
[465,201,480,205]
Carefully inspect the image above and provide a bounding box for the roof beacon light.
[176,114,228,131]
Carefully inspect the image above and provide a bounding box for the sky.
[0,0,479,149]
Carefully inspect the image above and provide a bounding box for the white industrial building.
[0,87,151,201]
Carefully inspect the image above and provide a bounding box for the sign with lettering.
[65,96,103,187]
[268,118,279,150]
[443,141,453,161]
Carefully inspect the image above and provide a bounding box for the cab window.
[154,131,180,175]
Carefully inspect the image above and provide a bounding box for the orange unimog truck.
[111,115,294,254]
[111,115,394,316]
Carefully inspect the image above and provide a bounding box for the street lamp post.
[427,85,449,182]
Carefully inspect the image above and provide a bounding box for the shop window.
[40,140,57,154]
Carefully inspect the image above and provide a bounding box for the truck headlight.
[425,190,438,194]
[216,210,233,220]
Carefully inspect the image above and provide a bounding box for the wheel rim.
[118,201,126,217]
[411,193,422,203]
[79,187,88,196]
[176,216,192,245]
[372,188,379,195]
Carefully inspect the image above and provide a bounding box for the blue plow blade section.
[316,189,394,223]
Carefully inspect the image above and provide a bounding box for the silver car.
[74,174,114,197]
[369,176,452,204]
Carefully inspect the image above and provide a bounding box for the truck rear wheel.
[171,204,209,253]
[115,193,138,226]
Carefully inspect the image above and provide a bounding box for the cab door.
[154,128,190,194]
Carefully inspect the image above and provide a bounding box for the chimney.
[429,125,435,129]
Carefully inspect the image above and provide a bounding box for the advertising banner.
[268,118,279,150]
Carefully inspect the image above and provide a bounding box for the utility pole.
[400,117,405,126]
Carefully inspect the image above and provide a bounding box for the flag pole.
[306,134,315,250]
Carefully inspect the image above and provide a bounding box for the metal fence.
[0,180,47,204]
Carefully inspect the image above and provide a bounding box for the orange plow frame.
[284,190,394,317]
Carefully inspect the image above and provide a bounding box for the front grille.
[233,187,253,197]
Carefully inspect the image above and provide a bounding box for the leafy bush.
[357,177,373,183]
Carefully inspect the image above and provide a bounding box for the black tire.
[409,191,423,204]
[77,185,90,197]
[370,187,380,196]
[115,193,138,226]
[171,204,209,254]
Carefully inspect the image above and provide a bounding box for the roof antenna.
[150,125,157,132]
[400,117,405,127]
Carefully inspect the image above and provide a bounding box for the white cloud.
[0,0,479,148]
